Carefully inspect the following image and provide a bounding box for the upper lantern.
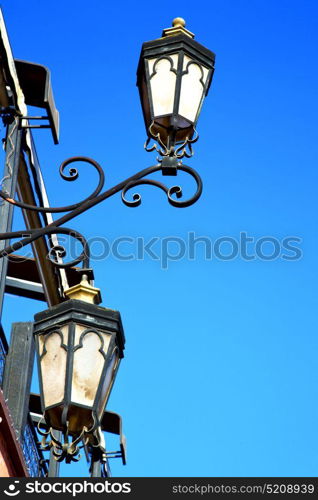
[137,18,215,152]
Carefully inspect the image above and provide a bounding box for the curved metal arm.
[122,164,202,208]
[0,157,203,269]
[0,156,105,213]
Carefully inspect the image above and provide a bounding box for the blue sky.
[1,0,318,477]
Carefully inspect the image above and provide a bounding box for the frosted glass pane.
[71,325,111,407]
[148,54,178,117]
[40,326,68,408]
[97,351,119,418]
[179,55,209,123]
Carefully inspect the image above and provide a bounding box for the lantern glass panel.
[148,54,178,117]
[97,350,119,419]
[178,55,209,124]
[71,325,112,407]
[39,325,68,408]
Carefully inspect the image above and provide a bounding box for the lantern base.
[145,120,199,161]
[45,405,95,436]
[151,115,194,147]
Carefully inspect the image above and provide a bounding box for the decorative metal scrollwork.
[37,413,107,464]
[0,156,105,212]
[144,121,199,160]
[0,226,90,269]
[122,164,202,208]
[37,417,88,464]
[0,154,203,269]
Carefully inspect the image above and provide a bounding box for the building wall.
[0,390,28,477]
[0,431,15,476]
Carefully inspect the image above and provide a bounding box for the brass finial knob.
[172,17,186,28]
[162,17,194,39]
[65,273,102,304]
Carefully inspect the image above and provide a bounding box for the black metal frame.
[0,114,24,317]
[137,32,215,153]
[0,323,8,384]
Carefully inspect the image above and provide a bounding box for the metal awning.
[15,59,59,144]
[6,255,81,301]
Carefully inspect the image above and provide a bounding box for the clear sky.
[1,0,318,477]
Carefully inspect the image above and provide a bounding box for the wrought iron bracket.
[0,155,202,271]
[20,115,52,132]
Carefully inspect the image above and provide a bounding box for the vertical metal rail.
[3,322,35,440]
[0,322,8,384]
[90,448,102,477]
[0,123,62,478]
[17,153,62,305]
[0,127,62,477]
[0,10,64,478]
[0,116,23,317]
[47,430,60,477]
[22,130,69,303]
[102,458,112,477]
[89,446,112,477]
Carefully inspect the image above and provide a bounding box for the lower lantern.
[33,275,125,462]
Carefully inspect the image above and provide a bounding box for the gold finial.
[172,17,186,28]
[64,274,102,305]
[162,17,195,39]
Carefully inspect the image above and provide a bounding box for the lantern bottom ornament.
[37,414,103,463]
[33,275,125,463]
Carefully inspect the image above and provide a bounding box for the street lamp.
[33,274,125,462]
[137,17,215,164]
[0,17,215,471]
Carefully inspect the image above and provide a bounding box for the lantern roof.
[64,274,101,304]
[34,299,125,358]
[137,23,215,93]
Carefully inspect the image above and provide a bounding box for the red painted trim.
[0,389,29,477]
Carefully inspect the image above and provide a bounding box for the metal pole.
[90,447,112,477]
[103,458,112,477]
[3,322,34,439]
[47,430,60,477]
[0,119,61,477]
[90,448,102,478]
[0,116,23,317]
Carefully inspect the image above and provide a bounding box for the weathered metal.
[0,157,203,270]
